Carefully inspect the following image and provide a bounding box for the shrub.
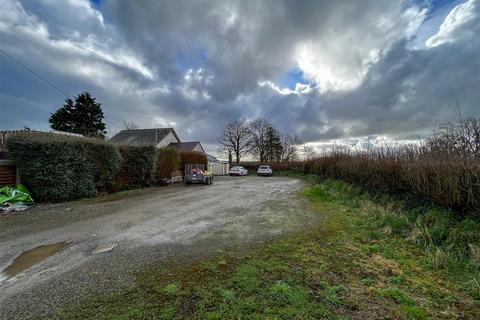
[112,145,156,190]
[155,147,181,180]
[180,151,207,167]
[83,139,121,192]
[305,142,479,214]
[7,133,97,201]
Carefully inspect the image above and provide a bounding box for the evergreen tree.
[265,126,282,162]
[49,92,107,138]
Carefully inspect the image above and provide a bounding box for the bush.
[305,144,479,213]
[6,133,121,201]
[180,151,207,167]
[155,147,181,180]
[84,139,121,192]
[112,145,156,190]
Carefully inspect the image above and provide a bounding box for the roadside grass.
[57,179,479,319]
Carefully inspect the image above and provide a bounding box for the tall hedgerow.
[6,133,100,201]
[155,147,181,180]
[83,140,121,192]
[304,118,480,213]
[180,151,207,168]
[112,145,156,190]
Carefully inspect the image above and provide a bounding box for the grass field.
[57,179,479,319]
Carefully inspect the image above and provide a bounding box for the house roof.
[109,128,179,145]
[168,141,204,152]
[207,154,217,162]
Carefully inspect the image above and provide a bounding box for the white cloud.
[0,0,153,83]
[258,81,313,95]
[181,68,213,100]
[294,6,427,92]
[426,0,478,47]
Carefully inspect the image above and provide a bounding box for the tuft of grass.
[376,287,415,306]
[162,283,179,296]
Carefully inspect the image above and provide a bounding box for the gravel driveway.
[0,176,315,319]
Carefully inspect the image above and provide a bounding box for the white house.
[207,154,230,175]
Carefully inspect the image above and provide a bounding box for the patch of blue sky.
[408,0,465,48]
[175,47,208,71]
[279,67,310,90]
[411,0,462,12]
[89,0,101,7]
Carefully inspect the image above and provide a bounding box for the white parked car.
[257,165,273,176]
[229,166,248,176]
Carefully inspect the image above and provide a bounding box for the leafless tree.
[218,120,250,164]
[247,118,272,162]
[303,145,316,160]
[428,117,480,158]
[281,134,302,161]
[217,145,233,165]
[123,120,140,130]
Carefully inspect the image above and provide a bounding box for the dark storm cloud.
[0,0,479,152]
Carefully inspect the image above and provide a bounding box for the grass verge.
[57,179,479,319]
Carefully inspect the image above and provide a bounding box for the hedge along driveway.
[7,133,108,201]
[6,133,195,202]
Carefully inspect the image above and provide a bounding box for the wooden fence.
[0,160,17,186]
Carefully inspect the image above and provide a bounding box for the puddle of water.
[2,241,72,278]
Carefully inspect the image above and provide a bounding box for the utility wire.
[0,47,72,98]
[0,47,122,131]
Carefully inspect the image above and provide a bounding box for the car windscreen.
[259,166,270,169]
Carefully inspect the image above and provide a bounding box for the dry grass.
[305,118,480,213]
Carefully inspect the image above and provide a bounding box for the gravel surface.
[0,176,316,319]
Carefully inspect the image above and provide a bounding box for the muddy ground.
[0,176,316,319]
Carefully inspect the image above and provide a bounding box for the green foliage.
[113,145,156,190]
[401,306,429,320]
[49,91,107,138]
[265,125,282,162]
[155,147,181,180]
[315,179,480,299]
[7,133,98,201]
[7,132,186,201]
[179,151,207,167]
[83,140,121,192]
[162,283,179,296]
[377,287,415,306]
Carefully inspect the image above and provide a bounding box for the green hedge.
[112,145,156,190]
[7,133,208,201]
[180,151,207,167]
[84,140,121,192]
[156,147,181,180]
[7,133,120,202]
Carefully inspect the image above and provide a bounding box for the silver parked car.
[229,166,248,176]
[257,165,273,176]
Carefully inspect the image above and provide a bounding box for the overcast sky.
[1,0,479,153]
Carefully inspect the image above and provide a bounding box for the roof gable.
[168,141,205,152]
[109,128,180,146]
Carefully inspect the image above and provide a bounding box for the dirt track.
[0,176,315,319]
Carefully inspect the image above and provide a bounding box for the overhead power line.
[0,47,122,131]
[0,47,72,98]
